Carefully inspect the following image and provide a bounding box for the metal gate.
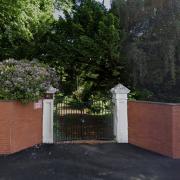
[54,96,114,142]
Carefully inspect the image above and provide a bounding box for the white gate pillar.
[43,87,57,143]
[111,84,130,143]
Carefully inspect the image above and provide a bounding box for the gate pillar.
[111,84,130,143]
[43,87,57,143]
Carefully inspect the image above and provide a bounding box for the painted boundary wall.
[128,100,180,158]
[0,101,42,154]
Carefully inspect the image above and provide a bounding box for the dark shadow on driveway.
[0,143,180,180]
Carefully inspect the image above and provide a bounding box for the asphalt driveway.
[0,143,180,180]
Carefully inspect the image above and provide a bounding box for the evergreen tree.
[41,0,123,97]
[111,0,180,102]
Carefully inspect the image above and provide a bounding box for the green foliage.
[0,59,59,103]
[0,0,54,59]
[128,89,153,101]
[73,82,93,101]
[2,0,179,103]
[41,0,123,98]
[0,0,124,101]
[55,0,74,12]
[111,0,180,102]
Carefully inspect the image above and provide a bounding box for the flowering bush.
[0,59,59,103]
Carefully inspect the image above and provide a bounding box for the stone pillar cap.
[46,86,58,94]
[111,83,130,94]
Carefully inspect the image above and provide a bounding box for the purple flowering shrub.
[0,59,59,103]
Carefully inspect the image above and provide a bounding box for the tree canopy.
[0,0,54,59]
[0,0,179,102]
[39,0,123,99]
[111,0,180,101]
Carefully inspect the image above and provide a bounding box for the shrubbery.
[0,59,59,103]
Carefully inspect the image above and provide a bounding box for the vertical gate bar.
[57,102,59,142]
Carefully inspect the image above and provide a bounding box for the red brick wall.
[172,105,180,158]
[128,101,180,158]
[0,101,42,154]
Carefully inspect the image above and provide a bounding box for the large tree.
[111,0,180,102]
[0,0,54,59]
[39,0,123,98]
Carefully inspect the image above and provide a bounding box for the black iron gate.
[54,96,114,142]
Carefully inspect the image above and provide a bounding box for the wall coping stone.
[128,100,180,106]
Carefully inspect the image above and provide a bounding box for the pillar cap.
[111,84,130,94]
[46,86,58,94]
